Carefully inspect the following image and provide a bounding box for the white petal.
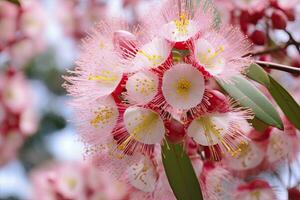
[162,19,196,42]
[266,131,291,163]
[126,71,159,104]
[162,63,205,110]
[128,158,157,192]
[195,39,226,76]
[224,142,264,170]
[124,107,165,145]
[89,96,118,130]
[133,38,171,71]
[87,68,123,96]
[187,113,231,146]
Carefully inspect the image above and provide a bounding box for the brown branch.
[255,60,300,74]
[243,42,292,57]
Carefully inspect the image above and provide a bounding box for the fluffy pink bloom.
[189,26,252,79]
[0,68,38,166]
[30,161,129,200]
[200,162,242,200]
[143,0,214,49]
[64,0,256,198]
[234,180,277,200]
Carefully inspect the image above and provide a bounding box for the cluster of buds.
[0,0,46,68]
[231,0,298,45]
[30,161,129,200]
[0,68,38,166]
[64,0,263,197]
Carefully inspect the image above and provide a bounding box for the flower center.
[90,106,115,128]
[198,45,225,67]
[174,12,190,35]
[176,78,191,97]
[197,116,224,143]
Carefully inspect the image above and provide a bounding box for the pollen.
[90,106,115,128]
[198,45,225,67]
[88,70,118,83]
[135,78,156,96]
[119,112,158,149]
[175,78,192,97]
[174,12,190,35]
[197,116,223,144]
[138,50,163,66]
[270,135,284,156]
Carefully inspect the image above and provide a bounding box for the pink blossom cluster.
[200,161,277,200]
[30,161,130,200]
[64,0,260,197]
[0,68,38,166]
[0,0,46,68]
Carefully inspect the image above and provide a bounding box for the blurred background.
[0,0,300,200]
[0,0,157,199]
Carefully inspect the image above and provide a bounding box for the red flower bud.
[271,10,287,29]
[206,90,230,113]
[165,118,186,144]
[289,188,300,200]
[250,30,266,45]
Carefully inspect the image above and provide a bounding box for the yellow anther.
[138,50,163,66]
[174,12,190,35]
[88,70,118,83]
[175,78,191,97]
[119,112,158,149]
[90,107,114,128]
[198,45,225,66]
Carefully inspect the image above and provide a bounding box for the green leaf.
[245,63,300,131]
[245,63,270,86]
[162,140,203,200]
[250,117,269,132]
[5,0,21,6]
[217,76,283,129]
[267,76,300,130]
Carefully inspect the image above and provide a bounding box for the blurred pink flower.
[30,161,129,200]
[0,68,38,166]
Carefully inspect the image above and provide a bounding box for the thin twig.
[256,60,300,74]
[243,42,292,57]
[284,29,300,54]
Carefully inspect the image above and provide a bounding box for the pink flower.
[0,68,38,166]
[235,180,277,200]
[64,1,256,197]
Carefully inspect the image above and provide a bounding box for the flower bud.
[271,10,287,29]
[289,188,300,200]
[165,118,186,144]
[250,30,266,45]
[206,90,230,113]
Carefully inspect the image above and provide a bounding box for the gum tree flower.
[64,0,257,198]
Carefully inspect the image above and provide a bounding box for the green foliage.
[162,140,203,200]
[217,76,283,129]
[246,64,300,130]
